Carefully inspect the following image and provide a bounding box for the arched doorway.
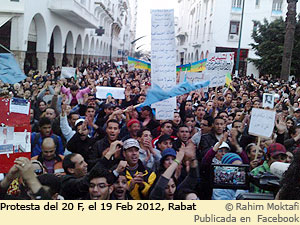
[62,31,74,66]
[25,13,47,72]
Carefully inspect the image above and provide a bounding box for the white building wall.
[176,0,300,77]
[0,0,135,71]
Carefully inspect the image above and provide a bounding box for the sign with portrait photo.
[262,93,274,109]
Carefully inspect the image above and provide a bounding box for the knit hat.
[221,153,242,164]
[267,143,287,157]
[127,119,140,128]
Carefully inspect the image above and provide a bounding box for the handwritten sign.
[205,52,234,88]
[248,108,276,138]
[151,9,176,119]
[96,86,125,99]
[262,93,275,109]
[61,67,76,79]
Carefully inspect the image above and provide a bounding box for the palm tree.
[281,0,298,80]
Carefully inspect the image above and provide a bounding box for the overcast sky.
[135,0,178,51]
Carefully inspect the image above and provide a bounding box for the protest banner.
[128,56,151,71]
[0,98,31,173]
[151,9,177,119]
[205,52,234,87]
[263,93,275,109]
[190,59,207,72]
[0,53,27,84]
[96,86,125,99]
[61,67,76,79]
[248,108,276,138]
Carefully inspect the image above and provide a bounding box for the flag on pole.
[140,80,210,107]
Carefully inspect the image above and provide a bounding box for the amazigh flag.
[140,80,210,107]
[225,73,233,89]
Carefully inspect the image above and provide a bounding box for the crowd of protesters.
[0,61,299,200]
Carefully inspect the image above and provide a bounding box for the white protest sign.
[179,71,209,92]
[9,98,30,115]
[248,108,276,138]
[96,86,125,99]
[61,67,76,79]
[205,52,234,87]
[262,93,275,109]
[151,9,176,119]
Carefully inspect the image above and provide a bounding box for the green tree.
[249,17,300,77]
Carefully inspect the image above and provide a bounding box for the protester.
[2,61,300,200]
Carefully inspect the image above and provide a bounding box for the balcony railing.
[48,0,99,28]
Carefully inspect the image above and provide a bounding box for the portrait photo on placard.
[262,93,274,109]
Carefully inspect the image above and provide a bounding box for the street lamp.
[235,0,245,77]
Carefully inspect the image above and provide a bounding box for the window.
[255,0,260,7]
[229,21,240,35]
[272,0,283,11]
[232,0,242,8]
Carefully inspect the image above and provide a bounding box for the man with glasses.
[250,143,288,193]
[87,169,114,200]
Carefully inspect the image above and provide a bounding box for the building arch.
[75,35,83,55]
[200,51,204,60]
[83,34,89,55]
[205,50,209,58]
[90,37,95,55]
[195,50,199,61]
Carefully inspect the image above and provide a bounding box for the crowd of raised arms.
[1,61,300,200]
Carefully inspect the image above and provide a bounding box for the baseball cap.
[161,148,177,161]
[123,138,140,150]
[214,141,230,150]
[75,118,85,127]
[267,143,287,157]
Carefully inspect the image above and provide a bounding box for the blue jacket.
[31,132,64,157]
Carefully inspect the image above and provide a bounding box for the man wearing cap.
[122,138,156,200]
[152,121,175,147]
[250,143,288,193]
[156,135,174,151]
[122,118,141,141]
[67,119,97,168]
